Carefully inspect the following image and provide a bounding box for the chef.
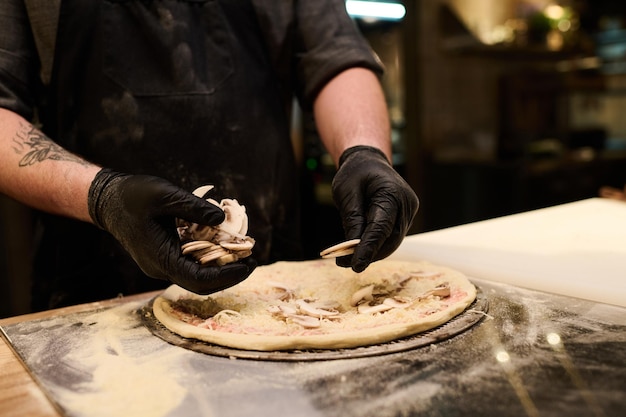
[0,0,419,311]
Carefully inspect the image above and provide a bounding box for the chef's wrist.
[87,168,127,229]
[338,145,390,168]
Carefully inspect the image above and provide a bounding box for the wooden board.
[0,336,60,417]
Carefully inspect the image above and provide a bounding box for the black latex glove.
[332,146,419,273]
[88,168,256,294]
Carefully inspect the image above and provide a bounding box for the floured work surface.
[2,279,626,417]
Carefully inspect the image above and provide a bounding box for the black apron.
[32,0,301,310]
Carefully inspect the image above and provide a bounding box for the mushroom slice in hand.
[192,185,215,198]
[319,239,361,259]
[220,239,254,251]
[178,184,255,267]
[216,253,238,266]
[181,240,216,255]
[219,199,248,236]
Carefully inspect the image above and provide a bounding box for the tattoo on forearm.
[11,122,88,167]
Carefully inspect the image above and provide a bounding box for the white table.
[392,198,626,308]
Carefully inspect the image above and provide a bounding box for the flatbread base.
[152,259,477,351]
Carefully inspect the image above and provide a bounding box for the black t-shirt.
[0,0,382,310]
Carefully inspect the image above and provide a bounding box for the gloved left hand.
[332,145,419,272]
[88,168,256,294]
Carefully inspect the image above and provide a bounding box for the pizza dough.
[152,259,477,351]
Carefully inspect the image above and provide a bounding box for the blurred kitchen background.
[3,0,626,317]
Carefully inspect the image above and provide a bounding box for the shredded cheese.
[163,259,474,337]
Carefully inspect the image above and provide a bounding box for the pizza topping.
[171,297,223,320]
[357,302,394,314]
[219,240,255,251]
[213,198,248,238]
[295,299,341,319]
[354,282,452,315]
[153,259,478,350]
[427,283,451,298]
[267,304,297,316]
[266,298,342,329]
[382,296,413,309]
[319,239,361,259]
[396,272,417,286]
[266,279,454,321]
[375,273,414,297]
[177,185,255,267]
[286,314,321,329]
[350,284,375,306]
[410,270,442,278]
[212,309,241,321]
[268,282,296,301]
[268,304,322,328]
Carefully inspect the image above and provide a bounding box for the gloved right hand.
[88,168,256,294]
[332,146,419,272]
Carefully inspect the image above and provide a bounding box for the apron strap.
[23,0,61,86]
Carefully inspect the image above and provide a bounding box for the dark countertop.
[2,277,625,417]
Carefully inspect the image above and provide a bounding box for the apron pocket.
[103,0,233,96]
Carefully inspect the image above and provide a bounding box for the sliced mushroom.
[267,304,297,316]
[177,223,219,242]
[423,283,451,299]
[197,247,229,265]
[216,253,238,266]
[267,282,295,301]
[192,185,215,198]
[296,299,340,318]
[357,302,393,315]
[395,273,415,287]
[383,296,413,309]
[219,199,248,236]
[181,240,217,255]
[410,270,442,279]
[286,314,321,328]
[220,238,255,251]
[267,305,281,315]
[319,239,360,259]
[377,273,414,295]
[350,284,375,306]
[177,185,255,267]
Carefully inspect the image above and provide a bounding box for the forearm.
[0,107,101,222]
[313,67,392,166]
